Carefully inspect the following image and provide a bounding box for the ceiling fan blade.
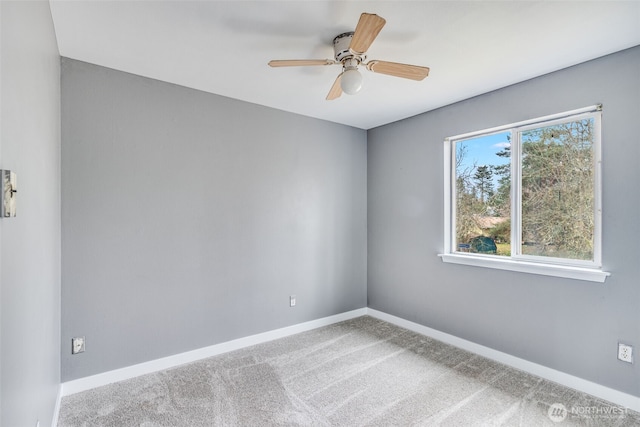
[268,59,335,67]
[365,60,430,81]
[349,13,386,55]
[326,74,343,100]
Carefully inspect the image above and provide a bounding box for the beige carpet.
[58,316,640,426]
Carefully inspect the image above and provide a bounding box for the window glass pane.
[520,119,594,261]
[455,132,511,256]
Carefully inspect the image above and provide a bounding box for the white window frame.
[440,105,610,283]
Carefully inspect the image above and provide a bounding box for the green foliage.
[489,218,511,243]
[473,165,493,203]
[520,119,594,260]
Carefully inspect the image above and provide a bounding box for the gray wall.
[0,1,61,426]
[368,46,640,397]
[61,59,367,381]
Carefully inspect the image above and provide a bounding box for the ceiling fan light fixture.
[268,13,429,101]
[341,67,362,95]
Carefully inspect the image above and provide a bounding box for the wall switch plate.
[1,170,17,217]
[72,336,85,354]
[618,343,633,363]
[290,295,296,307]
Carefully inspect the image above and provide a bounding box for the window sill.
[438,253,610,283]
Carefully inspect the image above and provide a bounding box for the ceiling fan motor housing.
[333,32,365,65]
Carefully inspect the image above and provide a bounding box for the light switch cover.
[1,170,17,217]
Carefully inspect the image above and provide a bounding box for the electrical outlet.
[618,343,633,363]
[72,337,85,354]
[290,295,296,307]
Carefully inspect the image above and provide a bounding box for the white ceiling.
[49,1,640,130]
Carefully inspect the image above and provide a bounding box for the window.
[441,105,609,282]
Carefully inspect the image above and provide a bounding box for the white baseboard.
[61,308,367,397]
[367,308,640,413]
[51,384,62,427]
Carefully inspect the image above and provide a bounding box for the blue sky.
[456,131,511,187]
[457,131,510,169]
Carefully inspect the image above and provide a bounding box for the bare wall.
[61,59,367,381]
[367,46,640,397]
[0,1,61,426]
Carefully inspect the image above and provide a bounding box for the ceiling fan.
[268,13,430,100]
